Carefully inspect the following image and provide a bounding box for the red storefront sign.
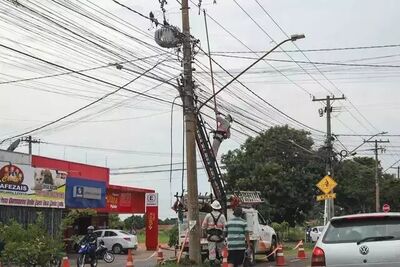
[145,193,159,250]
[98,185,153,214]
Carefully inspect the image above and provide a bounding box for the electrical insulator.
[154,25,182,48]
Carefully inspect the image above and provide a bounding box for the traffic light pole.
[313,95,345,224]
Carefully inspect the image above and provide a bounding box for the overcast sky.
[1,0,400,219]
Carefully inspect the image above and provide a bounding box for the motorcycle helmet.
[87,225,94,234]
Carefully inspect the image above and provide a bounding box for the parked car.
[310,226,325,242]
[312,212,400,266]
[94,229,138,254]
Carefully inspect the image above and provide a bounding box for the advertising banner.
[0,162,66,208]
[65,177,106,208]
[145,193,158,250]
[106,191,132,212]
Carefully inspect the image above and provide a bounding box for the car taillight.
[124,237,131,241]
[311,246,326,267]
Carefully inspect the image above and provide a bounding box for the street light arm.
[344,131,388,156]
[197,35,305,111]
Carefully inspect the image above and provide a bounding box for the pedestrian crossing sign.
[316,175,337,194]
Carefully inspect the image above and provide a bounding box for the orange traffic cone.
[126,249,134,267]
[275,246,287,266]
[61,256,71,267]
[222,246,229,267]
[296,241,307,259]
[157,245,164,265]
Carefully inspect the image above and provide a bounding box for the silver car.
[312,213,400,267]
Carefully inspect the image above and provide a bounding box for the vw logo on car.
[359,245,369,255]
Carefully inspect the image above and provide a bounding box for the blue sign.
[66,177,106,208]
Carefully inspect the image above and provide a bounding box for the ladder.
[195,112,227,210]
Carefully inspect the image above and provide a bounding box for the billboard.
[65,177,106,208]
[0,162,66,208]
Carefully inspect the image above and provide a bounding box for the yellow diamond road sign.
[316,193,336,201]
[317,175,337,194]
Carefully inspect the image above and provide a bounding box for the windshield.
[323,216,400,244]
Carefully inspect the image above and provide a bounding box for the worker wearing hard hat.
[201,200,227,266]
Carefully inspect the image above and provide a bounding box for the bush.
[0,213,64,266]
[271,221,304,242]
[168,224,179,247]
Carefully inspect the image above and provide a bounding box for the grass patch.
[137,228,171,244]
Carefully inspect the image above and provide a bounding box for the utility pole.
[181,0,201,263]
[390,166,400,179]
[313,95,345,224]
[20,136,40,155]
[364,139,390,212]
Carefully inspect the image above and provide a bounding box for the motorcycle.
[77,240,114,267]
[96,241,115,263]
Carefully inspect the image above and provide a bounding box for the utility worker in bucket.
[212,113,233,156]
[202,200,227,266]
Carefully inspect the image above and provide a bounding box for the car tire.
[112,244,123,254]
[267,237,277,262]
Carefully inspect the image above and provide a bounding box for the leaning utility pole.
[20,136,40,155]
[313,95,345,224]
[364,139,390,212]
[181,0,201,263]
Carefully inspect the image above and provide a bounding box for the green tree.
[109,214,124,229]
[381,174,400,210]
[334,157,376,213]
[0,214,64,266]
[124,215,145,230]
[222,125,325,226]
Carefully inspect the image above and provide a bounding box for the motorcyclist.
[80,226,97,265]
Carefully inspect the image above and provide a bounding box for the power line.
[0,56,167,144]
[0,43,177,103]
[41,141,181,157]
[111,167,205,175]
[211,44,400,54]
[0,53,166,85]
[196,47,325,134]
[111,0,153,22]
[210,54,400,68]
[200,8,315,98]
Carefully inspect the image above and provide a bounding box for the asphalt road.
[254,257,310,267]
[67,250,311,267]
[68,249,163,267]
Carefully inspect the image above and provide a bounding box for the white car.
[312,213,400,267]
[310,226,325,242]
[94,229,138,254]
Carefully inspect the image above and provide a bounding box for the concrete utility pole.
[181,0,201,263]
[390,166,400,179]
[364,139,390,212]
[313,95,345,224]
[20,136,40,155]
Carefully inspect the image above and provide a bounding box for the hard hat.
[87,225,94,232]
[211,200,222,210]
